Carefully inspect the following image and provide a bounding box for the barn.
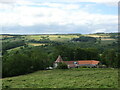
[54,55,100,68]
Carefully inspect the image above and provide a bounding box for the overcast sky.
[0,0,118,34]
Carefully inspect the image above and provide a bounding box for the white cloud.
[0,4,117,25]
[0,0,16,3]
[0,0,32,4]
[94,29,106,33]
[32,0,119,6]
[0,0,119,6]
[0,1,118,33]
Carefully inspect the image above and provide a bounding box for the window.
[74,62,77,64]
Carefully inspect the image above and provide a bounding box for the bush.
[57,62,68,69]
[71,36,97,42]
[2,47,50,77]
[79,66,87,68]
[58,36,61,38]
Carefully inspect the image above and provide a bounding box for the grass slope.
[2,68,118,88]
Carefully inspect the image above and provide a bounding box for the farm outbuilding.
[54,55,100,68]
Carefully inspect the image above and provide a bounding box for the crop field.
[2,68,118,88]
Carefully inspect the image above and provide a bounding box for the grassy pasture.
[1,35,14,38]
[6,43,45,51]
[0,35,14,41]
[28,43,45,46]
[100,39,116,45]
[2,68,118,88]
[101,38,115,40]
[25,35,79,42]
[84,34,116,45]
[25,35,42,40]
[0,36,2,39]
[84,34,110,38]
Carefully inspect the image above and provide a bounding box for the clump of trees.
[2,47,51,77]
[2,40,26,51]
[28,39,52,43]
[100,49,119,68]
[53,44,99,61]
[57,62,68,69]
[71,36,97,42]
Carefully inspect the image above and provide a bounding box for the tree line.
[2,40,26,51]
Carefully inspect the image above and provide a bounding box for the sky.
[0,0,119,34]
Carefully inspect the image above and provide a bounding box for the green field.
[2,68,118,88]
[28,43,45,46]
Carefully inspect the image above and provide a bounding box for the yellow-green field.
[28,43,45,46]
[84,34,110,38]
[2,68,118,88]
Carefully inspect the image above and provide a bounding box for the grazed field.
[25,35,79,41]
[2,68,118,88]
[28,43,45,46]
[84,34,110,38]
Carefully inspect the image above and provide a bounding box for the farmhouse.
[54,55,100,68]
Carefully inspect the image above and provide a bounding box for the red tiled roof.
[78,60,99,64]
[64,61,76,64]
[64,60,99,65]
[91,60,100,64]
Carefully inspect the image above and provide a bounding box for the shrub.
[58,36,61,38]
[79,66,87,68]
[71,36,97,42]
[2,47,50,77]
[57,62,68,69]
